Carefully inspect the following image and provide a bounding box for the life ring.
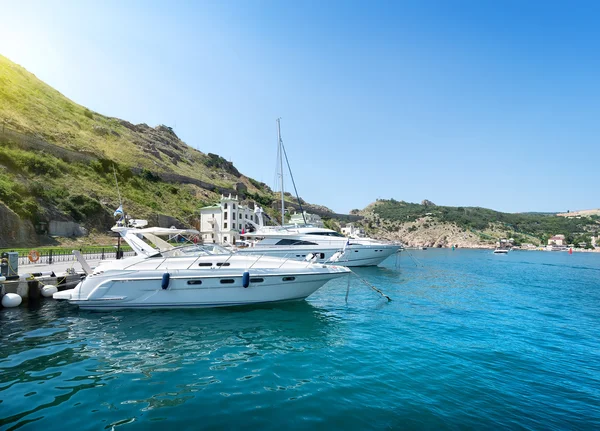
[28,250,40,263]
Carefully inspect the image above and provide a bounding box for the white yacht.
[235,118,402,267]
[240,221,402,266]
[54,224,349,310]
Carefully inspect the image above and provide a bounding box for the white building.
[548,234,567,246]
[199,194,257,245]
[289,211,324,228]
[341,223,365,238]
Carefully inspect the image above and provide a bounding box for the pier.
[0,251,130,307]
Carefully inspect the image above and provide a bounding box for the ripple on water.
[1,250,600,429]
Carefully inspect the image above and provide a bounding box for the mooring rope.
[348,269,392,302]
[345,274,350,304]
[405,251,424,267]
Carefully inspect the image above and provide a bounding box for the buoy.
[0,275,6,283]
[28,250,40,263]
[42,285,58,297]
[2,293,22,308]
[161,272,170,289]
[242,271,250,288]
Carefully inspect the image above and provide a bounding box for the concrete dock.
[0,257,105,307]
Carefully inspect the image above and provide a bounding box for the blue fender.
[162,272,170,290]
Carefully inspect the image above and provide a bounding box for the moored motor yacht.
[239,221,402,267]
[54,224,350,310]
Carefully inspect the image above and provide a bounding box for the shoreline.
[403,246,600,253]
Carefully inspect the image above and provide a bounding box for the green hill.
[0,54,316,247]
[361,199,600,247]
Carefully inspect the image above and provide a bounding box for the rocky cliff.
[0,203,37,248]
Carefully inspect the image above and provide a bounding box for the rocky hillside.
[358,199,600,248]
[0,55,334,247]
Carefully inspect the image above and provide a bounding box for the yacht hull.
[65,270,346,310]
[238,245,400,267]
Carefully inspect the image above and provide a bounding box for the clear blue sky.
[1,0,599,214]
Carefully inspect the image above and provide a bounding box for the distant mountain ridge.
[557,209,600,217]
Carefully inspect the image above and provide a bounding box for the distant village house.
[289,211,324,228]
[547,234,566,246]
[341,223,365,238]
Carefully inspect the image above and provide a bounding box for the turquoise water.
[1,249,600,430]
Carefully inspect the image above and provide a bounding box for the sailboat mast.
[277,118,285,225]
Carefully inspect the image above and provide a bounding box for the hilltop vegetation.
[363,199,600,247]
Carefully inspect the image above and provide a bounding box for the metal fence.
[14,249,137,266]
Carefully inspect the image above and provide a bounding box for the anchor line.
[345,274,350,304]
[349,269,392,302]
[406,251,423,267]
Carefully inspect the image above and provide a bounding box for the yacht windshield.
[160,244,233,258]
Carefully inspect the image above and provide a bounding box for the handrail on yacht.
[248,254,266,270]
[277,256,293,269]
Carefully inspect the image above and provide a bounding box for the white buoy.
[42,285,58,297]
[2,293,22,308]
[0,275,6,283]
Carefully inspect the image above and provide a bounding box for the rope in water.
[405,251,424,267]
[349,269,392,302]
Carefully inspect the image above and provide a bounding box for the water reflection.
[0,300,344,429]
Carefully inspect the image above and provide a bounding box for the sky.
[1,0,599,214]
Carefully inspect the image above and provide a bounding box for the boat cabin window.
[187,280,203,285]
[198,262,212,267]
[282,277,296,282]
[275,239,318,246]
[250,278,264,283]
[306,231,345,237]
[216,262,230,267]
[220,279,235,284]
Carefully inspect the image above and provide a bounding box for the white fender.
[2,293,22,308]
